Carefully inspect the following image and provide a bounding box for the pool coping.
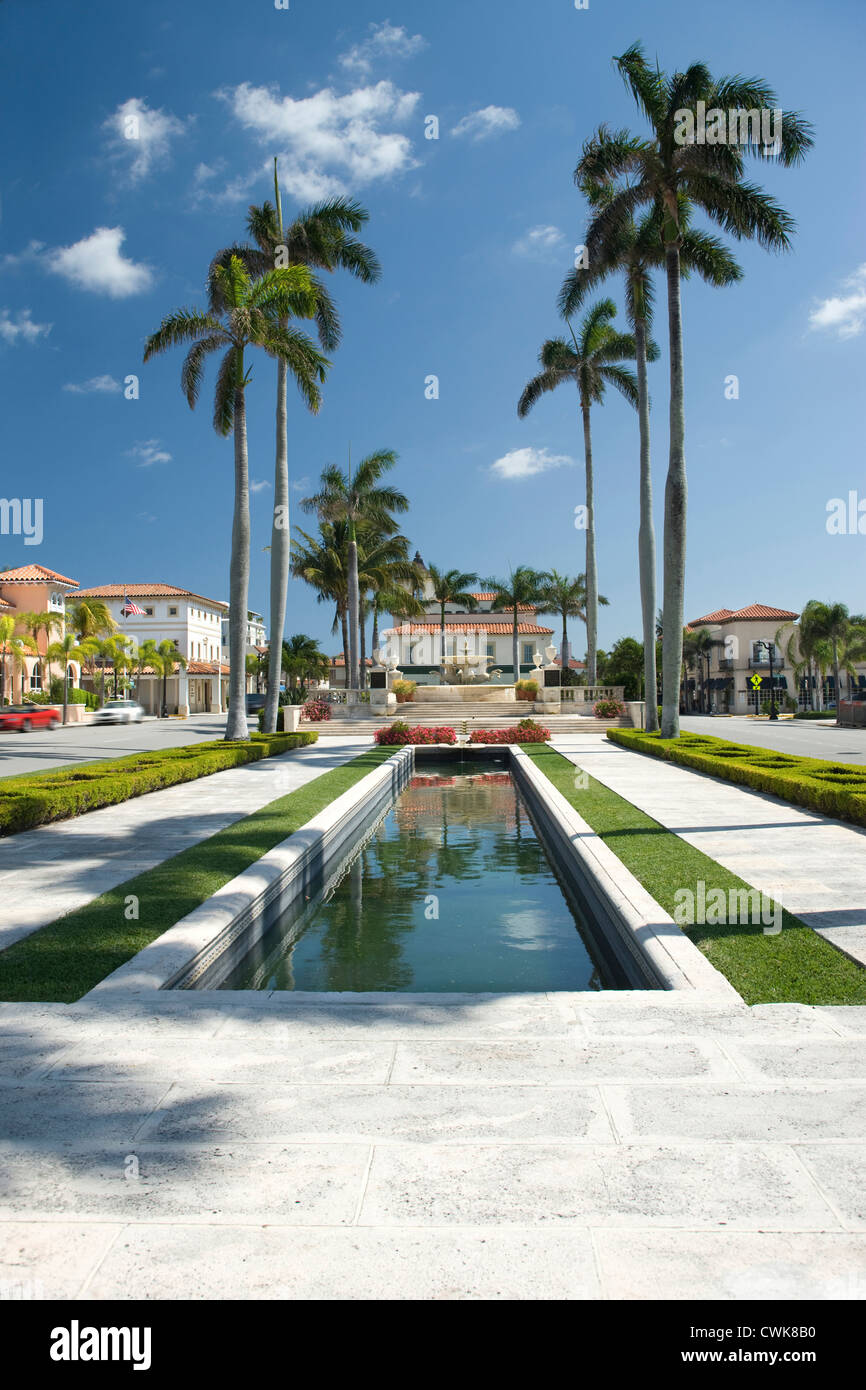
[83,742,739,1004]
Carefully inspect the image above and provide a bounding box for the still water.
[221,762,609,992]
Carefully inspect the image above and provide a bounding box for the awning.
[708,677,733,689]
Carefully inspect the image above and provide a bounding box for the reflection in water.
[222,763,607,993]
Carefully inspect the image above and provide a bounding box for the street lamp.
[756,641,779,721]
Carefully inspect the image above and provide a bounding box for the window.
[29,663,41,690]
[522,643,534,665]
[168,606,178,617]
[486,642,495,659]
[145,607,154,617]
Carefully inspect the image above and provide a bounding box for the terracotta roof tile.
[0,564,78,586]
[689,603,799,627]
[75,582,228,610]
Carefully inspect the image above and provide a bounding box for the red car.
[0,704,62,733]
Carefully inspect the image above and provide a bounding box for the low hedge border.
[0,732,319,837]
[0,745,395,1002]
[607,728,866,828]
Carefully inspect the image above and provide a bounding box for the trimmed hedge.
[607,728,866,827]
[0,731,319,836]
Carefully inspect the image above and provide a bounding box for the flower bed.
[594,698,626,718]
[470,719,550,744]
[302,697,332,722]
[375,723,457,746]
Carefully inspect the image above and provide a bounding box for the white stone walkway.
[552,734,866,970]
[0,736,373,950]
[0,991,864,1300]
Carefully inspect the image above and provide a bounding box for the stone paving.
[0,992,864,1300]
[0,736,372,950]
[552,734,866,969]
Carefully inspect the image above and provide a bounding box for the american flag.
[121,594,146,616]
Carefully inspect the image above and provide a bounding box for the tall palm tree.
[67,599,115,644]
[585,42,812,735]
[425,566,479,681]
[0,620,36,703]
[291,520,352,684]
[518,300,639,684]
[15,609,63,694]
[281,634,330,691]
[485,566,546,683]
[214,168,380,734]
[46,633,86,725]
[144,254,327,740]
[356,530,425,683]
[536,569,609,671]
[810,601,850,709]
[560,180,741,731]
[302,450,409,692]
[688,626,724,713]
[138,639,188,719]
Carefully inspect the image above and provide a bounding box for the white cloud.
[490,447,573,481]
[102,97,187,183]
[1,240,45,269]
[63,374,121,394]
[47,227,153,298]
[452,105,520,142]
[340,21,426,76]
[512,225,565,259]
[221,80,420,201]
[250,478,271,493]
[809,264,866,339]
[127,439,171,467]
[0,308,51,344]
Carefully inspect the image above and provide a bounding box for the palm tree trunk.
[512,607,519,684]
[832,640,840,710]
[440,603,446,683]
[635,315,659,732]
[340,607,350,689]
[561,609,568,664]
[581,402,598,686]
[263,356,289,734]
[359,597,367,690]
[371,601,380,659]
[661,245,687,739]
[347,531,360,694]
[225,375,251,741]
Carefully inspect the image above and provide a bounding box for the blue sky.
[1,0,863,656]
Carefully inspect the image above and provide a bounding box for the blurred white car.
[92,699,145,725]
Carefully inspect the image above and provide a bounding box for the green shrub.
[0,731,319,836]
[515,679,539,701]
[607,728,866,828]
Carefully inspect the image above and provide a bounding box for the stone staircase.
[302,699,632,737]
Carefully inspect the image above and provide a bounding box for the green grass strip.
[0,746,396,1003]
[524,744,866,1006]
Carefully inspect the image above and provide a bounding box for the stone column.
[177,670,190,719]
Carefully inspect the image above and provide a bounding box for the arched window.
[66,664,76,687]
[29,662,42,691]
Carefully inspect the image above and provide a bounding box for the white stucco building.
[74,582,229,715]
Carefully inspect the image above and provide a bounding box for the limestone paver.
[0,737,372,949]
[552,734,866,968]
[1,993,864,1299]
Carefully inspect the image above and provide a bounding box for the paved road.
[681,715,866,766]
[0,712,238,779]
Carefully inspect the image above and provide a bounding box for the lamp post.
[756,641,778,720]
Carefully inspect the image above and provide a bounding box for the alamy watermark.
[0,497,43,546]
[674,880,782,935]
[674,103,783,156]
